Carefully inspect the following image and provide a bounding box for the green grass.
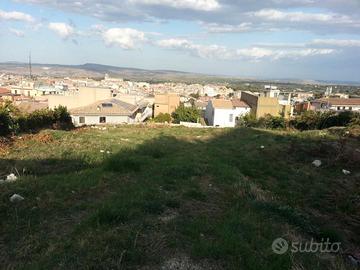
[0,125,359,269]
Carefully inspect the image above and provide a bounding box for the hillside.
[0,126,359,269]
[0,62,220,83]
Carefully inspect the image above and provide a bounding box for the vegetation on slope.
[0,126,359,269]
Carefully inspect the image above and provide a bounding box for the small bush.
[238,113,258,128]
[154,113,171,123]
[239,114,286,129]
[262,114,286,129]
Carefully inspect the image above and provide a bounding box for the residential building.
[48,87,114,109]
[231,99,251,120]
[311,98,360,112]
[241,91,292,119]
[205,99,250,127]
[154,93,180,117]
[70,99,143,126]
[0,87,16,102]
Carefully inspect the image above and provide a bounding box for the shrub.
[0,103,73,136]
[239,111,360,131]
[238,113,258,128]
[53,105,72,123]
[171,104,200,124]
[0,107,13,136]
[262,114,287,129]
[154,113,171,123]
[289,111,360,131]
[238,114,286,129]
[16,109,55,132]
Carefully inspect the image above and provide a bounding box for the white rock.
[312,160,322,167]
[10,194,24,203]
[342,169,351,175]
[100,150,105,153]
[6,173,17,182]
[106,151,111,154]
[260,145,265,149]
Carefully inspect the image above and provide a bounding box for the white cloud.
[9,28,25,37]
[156,38,337,61]
[203,22,253,33]
[48,22,75,39]
[311,39,360,47]
[0,9,34,23]
[102,28,146,49]
[12,1,360,34]
[130,0,220,11]
[252,9,354,24]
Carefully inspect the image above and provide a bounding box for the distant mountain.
[0,62,212,83]
[1,62,359,86]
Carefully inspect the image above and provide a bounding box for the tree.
[189,91,200,99]
[171,104,200,124]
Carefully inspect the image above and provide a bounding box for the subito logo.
[272,238,289,255]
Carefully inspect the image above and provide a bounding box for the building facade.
[205,99,250,127]
[154,93,180,117]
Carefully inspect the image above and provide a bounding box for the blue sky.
[1,0,360,81]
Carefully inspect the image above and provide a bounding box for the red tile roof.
[232,99,250,108]
[0,88,10,95]
[315,98,360,106]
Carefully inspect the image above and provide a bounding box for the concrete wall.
[241,92,259,116]
[154,94,180,117]
[213,108,236,127]
[71,115,133,127]
[256,97,282,118]
[234,107,251,119]
[48,87,112,109]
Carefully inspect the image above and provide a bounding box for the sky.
[0,0,360,81]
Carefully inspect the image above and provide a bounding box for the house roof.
[231,99,250,108]
[314,98,360,106]
[70,99,139,116]
[211,99,233,109]
[0,87,10,96]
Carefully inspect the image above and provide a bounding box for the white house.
[205,99,250,127]
[70,99,145,126]
[311,98,360,112]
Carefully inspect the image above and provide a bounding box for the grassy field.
[0,125,359,269]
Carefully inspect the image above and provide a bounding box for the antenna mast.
[29,51,32,79]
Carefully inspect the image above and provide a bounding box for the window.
[349,107,352,111]
[100,117,106,123]
[229,114,234,122]
[79,117,85,124]
[102,103,113,108]
[337,106,341,111]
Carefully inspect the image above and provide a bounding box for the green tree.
[171,104,200,124]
